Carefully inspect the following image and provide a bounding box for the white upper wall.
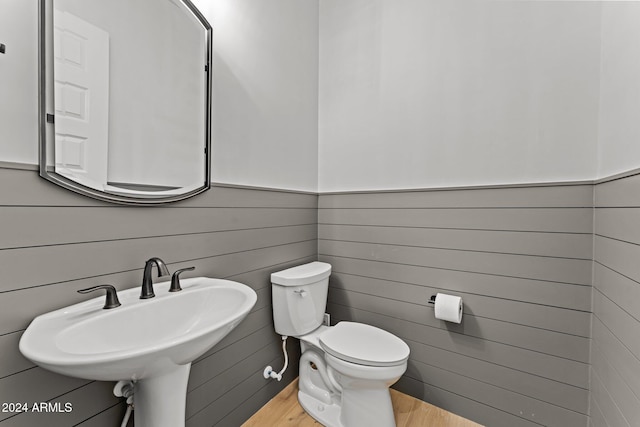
[3,1,639,194]
[318,0,603,192]
[0,0,319,192]
[597,2,640,179]
[0,0,39,165]
[194,0,319,191]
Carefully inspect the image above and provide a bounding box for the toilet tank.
[271,262,331,337]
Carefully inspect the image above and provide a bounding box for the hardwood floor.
[243,379,482,427]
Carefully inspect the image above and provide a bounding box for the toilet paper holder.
[428,295,436,304]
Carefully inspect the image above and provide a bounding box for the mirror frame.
[38,0,212,205]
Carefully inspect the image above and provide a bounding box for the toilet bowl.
[271,262,410,427]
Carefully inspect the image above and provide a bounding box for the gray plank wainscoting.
[590,172,640,427]
[5,162,640,427]
[318,184,594,427]
[0,167,315,426]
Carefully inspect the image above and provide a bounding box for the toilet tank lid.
[271,262,331,286]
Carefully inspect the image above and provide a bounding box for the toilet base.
[298,389,343,427]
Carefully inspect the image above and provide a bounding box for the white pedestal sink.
[19,277,257,427]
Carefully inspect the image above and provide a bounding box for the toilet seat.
[319,322,410,367]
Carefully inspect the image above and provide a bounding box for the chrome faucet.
[140,257,170,299]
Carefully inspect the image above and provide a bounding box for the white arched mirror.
[39,0,211,204]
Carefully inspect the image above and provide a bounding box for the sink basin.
[19,277,257,427]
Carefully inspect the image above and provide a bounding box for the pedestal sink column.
[134,363,191,427]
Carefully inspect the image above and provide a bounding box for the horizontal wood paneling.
[405,360,587,427]
[0,367,89,422]
[590,316,640,400]
[319,207,593,233]
[593,290,640,360]
[406,339,588,414]
[0,242,316,336]
[588,394,607,427]
[75,404,127,427]
[0,225,316,293]
[187,340,281,419]
[319,185,592,427]
[328,271,590,337]
[0,381,119,427]
[590,371,631,427]
[320,239,591,285]
[594,208,640,244]
[0,206,317,250]
[323,255,592,311]
[0,167,317,427]
[187,352,296,427]
[590,343,640,425]
[594,173,640,208]
[320,184,594,209]
[594,235,640,284]
[320,224,593,259]
[225,378,295,427]
[329,304,589,427]
[396,376,540,427]
[329,303,588,389]
[190,325,276,391]
[591,172,640,427]
[593,263,640,323]
[17,168,640,427]
[329,285,589,360]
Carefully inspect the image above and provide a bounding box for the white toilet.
[271,261,410,427]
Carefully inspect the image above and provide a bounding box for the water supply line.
[263,336,288,381]
[114,380,135,427]
[121,405,133,427]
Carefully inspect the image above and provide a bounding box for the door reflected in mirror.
[40,0,211,204]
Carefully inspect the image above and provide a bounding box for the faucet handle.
[169,267,195,292]
[78,284,121,309]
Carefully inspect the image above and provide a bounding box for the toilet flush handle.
[293,289,307,297]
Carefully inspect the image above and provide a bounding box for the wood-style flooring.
[242,378,483,427]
